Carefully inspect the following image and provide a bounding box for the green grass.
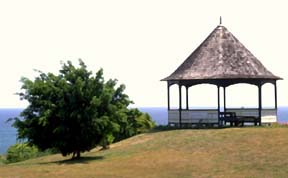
[1,127,288,178]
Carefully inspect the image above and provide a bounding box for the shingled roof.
[162,25,281,81]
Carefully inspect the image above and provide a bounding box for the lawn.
[1,127,288,178]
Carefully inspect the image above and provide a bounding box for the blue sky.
[0,0,287,108]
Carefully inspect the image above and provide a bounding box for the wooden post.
[179,84,182,128]
[258,84,262,126]
[186,86,189,110]
[274,82,278,110]
[217,86,221,126]
[167,82,170,110]
[223,87,226,112]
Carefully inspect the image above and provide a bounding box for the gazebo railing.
[168,109,218,124]
[168,108,277,125]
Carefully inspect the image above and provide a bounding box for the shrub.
[6,143,39,163]
[0,155,6,165]
[6,143,59,163]
[135,113,155,134]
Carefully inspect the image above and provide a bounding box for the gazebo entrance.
[162,23,281,127]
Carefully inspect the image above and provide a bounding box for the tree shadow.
[40,156,104,165]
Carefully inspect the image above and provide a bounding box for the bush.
[6,143,39,163]
[135,113,155,134]
[0,155,6,165]
[6,143,59,163]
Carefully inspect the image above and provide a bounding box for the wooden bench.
[219,112,236,126]
[237,116,259,126]
[219,112,259,126]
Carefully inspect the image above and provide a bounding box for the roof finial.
[220,16,222,25]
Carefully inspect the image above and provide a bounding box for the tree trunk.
[76,151,80,158]
[100,138,110,150]
[72,150,81,159]
[101,144,110,150]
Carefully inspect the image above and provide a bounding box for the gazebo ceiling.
[162,25,282,83]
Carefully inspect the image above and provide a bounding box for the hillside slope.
[1,128,288,178]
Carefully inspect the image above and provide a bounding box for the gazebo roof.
[162,25,281,82]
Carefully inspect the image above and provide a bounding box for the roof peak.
[219,16,222,25]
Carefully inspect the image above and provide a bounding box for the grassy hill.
[1,127,288,178]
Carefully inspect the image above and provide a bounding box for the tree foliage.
[13,60,155,158]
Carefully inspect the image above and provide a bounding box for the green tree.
[12,59,153,158]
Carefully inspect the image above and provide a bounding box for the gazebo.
[161,22,282,127]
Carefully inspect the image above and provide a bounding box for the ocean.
[0,107,287,154]
[0,109,21,155]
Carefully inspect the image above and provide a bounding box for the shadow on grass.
[151,125,223,132]
[150,124,264,133]
[40,155,104,165]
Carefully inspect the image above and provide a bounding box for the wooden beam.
[179,85,182,128]
[186,86,189,110]
[217,86,220,126]
[223,87,226,112]
[274,82,278,110]
[258,84,262,126]
[167,82,170,110]
[217,86,220,112]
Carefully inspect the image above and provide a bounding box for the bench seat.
[219,112,259,126]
